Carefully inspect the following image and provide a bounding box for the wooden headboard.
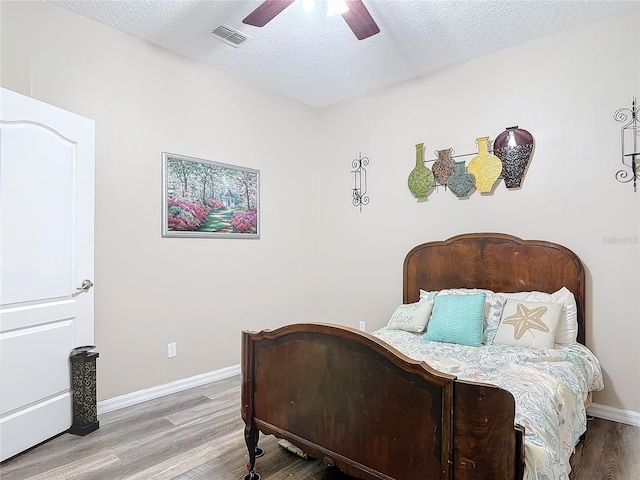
[403,233,586,345]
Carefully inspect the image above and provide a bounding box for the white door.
[0,88,95,461]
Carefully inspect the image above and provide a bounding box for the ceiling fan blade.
[243,0,296,27]
[342,0,380,40]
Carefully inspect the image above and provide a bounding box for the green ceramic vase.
[407,143,434,198]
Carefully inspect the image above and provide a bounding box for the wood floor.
[1,375,638,480]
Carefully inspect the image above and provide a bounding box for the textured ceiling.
[49,0,635,108]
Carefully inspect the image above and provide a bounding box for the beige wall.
[316,8,640,413]
[1,0,320,400]
[2,1,638,413]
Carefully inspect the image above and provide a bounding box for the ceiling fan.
[242,0,380,40]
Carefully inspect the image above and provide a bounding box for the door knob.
[76,279,94,292]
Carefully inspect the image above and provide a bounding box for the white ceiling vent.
[211,24,251,47]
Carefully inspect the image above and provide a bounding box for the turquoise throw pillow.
[425,293,486,347]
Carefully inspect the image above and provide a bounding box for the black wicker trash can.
[69,345,99,436]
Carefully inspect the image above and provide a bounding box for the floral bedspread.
[372,327,604,480]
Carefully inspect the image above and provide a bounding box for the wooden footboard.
[241,323,524,480]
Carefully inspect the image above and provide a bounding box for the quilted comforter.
[372,327,604,480]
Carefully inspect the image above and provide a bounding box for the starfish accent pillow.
[499,287,578,346]
[493,299,562,350]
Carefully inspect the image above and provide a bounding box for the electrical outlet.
[167,342,177,358]
[359,321,366,332]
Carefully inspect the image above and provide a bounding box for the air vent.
[211,24,251,47]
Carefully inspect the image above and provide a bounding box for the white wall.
[1,0,320,400]
[316,7,640,413]
[2,1,638,414]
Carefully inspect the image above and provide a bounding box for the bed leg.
[579,415,593,443]
[243,423,262,480]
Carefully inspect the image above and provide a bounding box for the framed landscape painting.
[162,152,260,238]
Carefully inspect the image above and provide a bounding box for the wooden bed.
[241,233,586,480]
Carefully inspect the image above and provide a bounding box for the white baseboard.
[587,403,640,427]
[97,364,241,415]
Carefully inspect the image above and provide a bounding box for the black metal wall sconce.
[614,97,640,192]
[351,152,369,212]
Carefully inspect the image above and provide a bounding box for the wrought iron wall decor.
[613,97,640,192]
[407,126,535,199]
[351,152,369,211]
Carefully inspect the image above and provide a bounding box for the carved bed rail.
[241,323,524,480]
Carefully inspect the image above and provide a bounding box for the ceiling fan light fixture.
[327,0,349,17]
[242,0,378,40]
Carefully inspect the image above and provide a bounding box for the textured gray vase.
[446,161,475,198]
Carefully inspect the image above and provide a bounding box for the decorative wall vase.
[407,143,434,198]
[493,126,534,189]
[432,148,456,185]
[446,161,475,198]
[467,136,502,193]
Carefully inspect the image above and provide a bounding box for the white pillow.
[493,299,562,350]
[419,289,437,301]
[499,287,578,345]
[387,300,434,333]
[436,288,507,345]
